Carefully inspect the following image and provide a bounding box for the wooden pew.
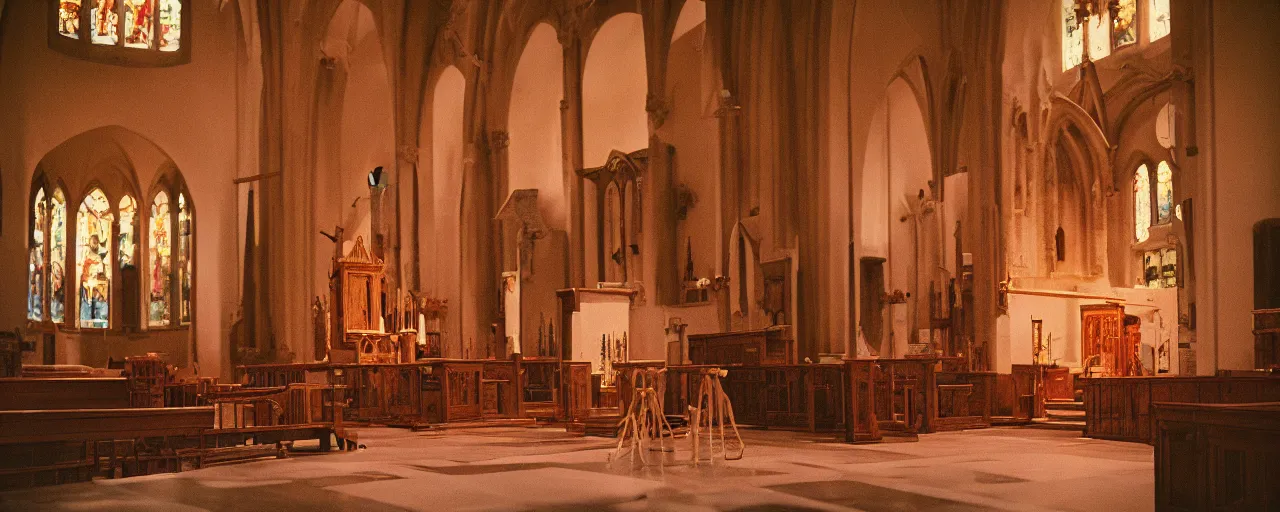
[0,407,213,489]
[0,378,131,410]
[1154,402,1280,511]
[1083,375,1280,444]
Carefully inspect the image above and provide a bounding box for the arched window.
[148,191,171,327]
[1134,160,1177,288]
[77,188,113,329]
[1063,0,1167,71]
[52,0,190,66]
[177,193,192,325]
[1156,160,1173,224]
[28,188,47,321]
[49,189,68,324]
[1134,164,1151,242]
[1149,0,1171,41]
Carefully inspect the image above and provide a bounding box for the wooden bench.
[0,407,213,489]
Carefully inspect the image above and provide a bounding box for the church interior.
[1,0,1278,510]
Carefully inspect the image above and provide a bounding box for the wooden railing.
[1083,375,1280,444]
[242,359,592,425]
[935,372,995,431]
[663,364,845,433]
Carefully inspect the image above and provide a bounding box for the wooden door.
[562,363,590,422]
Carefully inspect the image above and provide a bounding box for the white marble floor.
[0,426,1153,512]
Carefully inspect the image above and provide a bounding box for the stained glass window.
[1062,0,1084,71]
[1156,161,1173,224]
[123,0,156,49]
[1161,247,1177,288]
[1143,251,1160,288]
[49,189,68,324]
[159,0,181,52]
[90,0,118,45]
[1149,0,1171,41]
[1112,0,1137,49]
[58,0,82,39]
[1088,12,1112,60]
[28,189,47,321]
[1134,165,1151,242]
[149,191,171,326]
[77,189,113,329]
[119,195,136,269]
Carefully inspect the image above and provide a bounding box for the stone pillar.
[560,30,586,288]
[716,93,742,327]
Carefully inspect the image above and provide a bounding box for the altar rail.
[1083,375,1280,444]
[661,364,846,432]
[239,358,592,426]
[611,359,998,438]
[1154,402,1280,511]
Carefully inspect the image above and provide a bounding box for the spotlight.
[367,166,384,188]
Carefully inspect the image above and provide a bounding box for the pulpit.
[329,236,398,364]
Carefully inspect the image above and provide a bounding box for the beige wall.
[1197,0,1280,372]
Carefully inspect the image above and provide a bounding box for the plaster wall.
[508,23,565,230]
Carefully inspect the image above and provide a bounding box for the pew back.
[0,378,131,410]
[1084,375,1280,443]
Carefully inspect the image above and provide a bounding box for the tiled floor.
[0,426,1153,512]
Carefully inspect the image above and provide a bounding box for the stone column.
[560,29,586,288]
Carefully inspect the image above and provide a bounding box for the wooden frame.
[577,149,647,284]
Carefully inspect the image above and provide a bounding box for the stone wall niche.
[495,190,568,359]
